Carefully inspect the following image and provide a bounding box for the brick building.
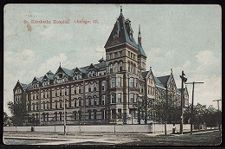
[13,8,189,125]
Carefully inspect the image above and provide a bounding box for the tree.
[8,101,28,126]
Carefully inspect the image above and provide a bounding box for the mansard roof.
[104,11,139,50]
[137,44,147,58]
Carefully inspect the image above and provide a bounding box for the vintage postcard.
[3,4,222,146]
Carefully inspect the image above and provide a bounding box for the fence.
[4,124,191,134]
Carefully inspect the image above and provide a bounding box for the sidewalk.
[3,131,140,145]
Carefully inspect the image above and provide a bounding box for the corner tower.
[104,7,147,124]
[104,7,147,75]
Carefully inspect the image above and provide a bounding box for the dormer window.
[58,74,63,79]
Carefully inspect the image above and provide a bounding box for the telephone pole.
[185,81,204,134]
[213,99,221,131]
[180,71,187,134]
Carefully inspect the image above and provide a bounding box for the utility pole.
[213,99,221,131]
[185,81,204,134]
[180,71,187,134]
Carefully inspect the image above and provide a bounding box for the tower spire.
[120,5,122,14]
[138,24,142,46]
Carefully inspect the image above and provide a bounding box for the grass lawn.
[122,130,222,146]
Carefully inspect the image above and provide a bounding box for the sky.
[4,4,222,115]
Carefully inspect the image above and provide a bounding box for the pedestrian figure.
[172,123,176,134]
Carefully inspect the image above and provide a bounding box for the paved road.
[3,130,221,146]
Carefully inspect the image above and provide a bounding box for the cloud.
[39,25,73,41]
[195,50,217,66]
[36,53,69,76]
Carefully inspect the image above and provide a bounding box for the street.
[3,130,221,146]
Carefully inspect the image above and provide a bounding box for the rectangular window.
[88,110,92,119]
[102,95,105,105]
[129,78,134,87]
[116,77,121,87]
[117,93,122,103]
[111,93,116,103]
[111,78,116,88]
[130,93,134,103]
[102,110,105,119]
[74,88,77,94]
[112,109,116,119]
[118,109,122,118]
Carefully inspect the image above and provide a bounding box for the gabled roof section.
[32,76,44,83]
[73,67,82,73]
[141,71,149,78]
[154,76,165,88]
[88,63,96,70]
[14,80,28,91]
[61,67,73,77]
[104,9,139,49]
[94,61,106,71]
[157,75,170,88]
[55,66,73,77]
[46,71,54,80]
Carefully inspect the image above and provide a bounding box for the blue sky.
[4,4,221,115]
